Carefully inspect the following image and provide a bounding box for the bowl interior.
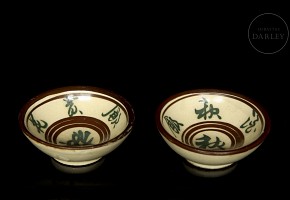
[158,92,268,151]
[22,90,132,147]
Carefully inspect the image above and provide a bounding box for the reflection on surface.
[51,157,105,174]
[183,161,237,178]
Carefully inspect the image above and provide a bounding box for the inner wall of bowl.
[24,91,130,146]
[160,93,265,150]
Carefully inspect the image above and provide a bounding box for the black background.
[5,3,289,199]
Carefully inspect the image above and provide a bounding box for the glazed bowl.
[18,86,135,167]
[156,89,271,170]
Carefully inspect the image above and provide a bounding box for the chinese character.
[195,97,222,120]
[60,130,94,146]
[28,114,48,134]
[240,109,260,133]
[63,95,83,117]
[164,116,184,137]
[102,105,121,128]
[195,134,225,150]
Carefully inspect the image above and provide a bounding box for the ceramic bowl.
[18,86,135,168]
[156,89,271,170]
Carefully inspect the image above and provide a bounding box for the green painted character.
[28,114,48,134]
[102,105,121,128]
[60,130,94,146]
[195,97,222,120]
[195,134,225,150]
[164,116,184,137]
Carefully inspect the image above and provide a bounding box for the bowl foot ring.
[187,160,234,170]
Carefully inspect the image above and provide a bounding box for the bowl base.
[54,157,103,166]
[51,157,105,174]
[187,160,234,170]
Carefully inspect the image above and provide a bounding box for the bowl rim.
[18,85,135,150]
[155,88,271,156]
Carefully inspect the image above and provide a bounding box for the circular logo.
[248,13,289,54]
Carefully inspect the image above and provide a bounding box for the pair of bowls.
[18,86,271,173]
